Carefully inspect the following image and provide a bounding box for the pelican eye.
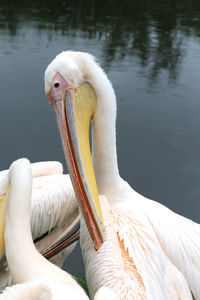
[54,82,60,88]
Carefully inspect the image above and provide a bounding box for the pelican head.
[45,51,119,250]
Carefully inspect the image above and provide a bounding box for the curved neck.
[5,160,46,283]
[84,62,121,196]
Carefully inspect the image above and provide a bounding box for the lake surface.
[0,0,200,276]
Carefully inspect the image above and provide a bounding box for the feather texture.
[0,161,78,291]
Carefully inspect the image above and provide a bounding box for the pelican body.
[45,51,200,299]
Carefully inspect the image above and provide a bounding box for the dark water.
[1,0,200,276]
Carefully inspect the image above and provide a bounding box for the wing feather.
[142,198,200,299]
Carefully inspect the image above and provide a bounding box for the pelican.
[0,160,79,291]
[0,158,118,299]
[45,51,200,299]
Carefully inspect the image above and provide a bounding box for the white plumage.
[45,51,200,299]
[0,161,78,291]
[0,158,118,299]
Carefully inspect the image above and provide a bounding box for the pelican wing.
[30,173,76,239]
[0,281,52,300]
[112,204,167,300]
[142,198,200,299]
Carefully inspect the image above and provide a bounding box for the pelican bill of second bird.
[45,51,200,299]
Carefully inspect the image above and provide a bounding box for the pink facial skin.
[47,72,68,105]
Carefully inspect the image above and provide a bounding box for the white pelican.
[0,161,79,291]
[0,158,118,299]
[45,51,200,299]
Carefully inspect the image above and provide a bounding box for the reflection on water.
[0,0,200,276]
[1,0,200,81]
